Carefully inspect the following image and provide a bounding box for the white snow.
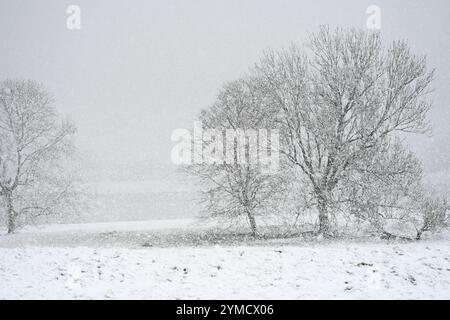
[16,218,201,234]
[82,179,196,195]
[1,240,450,299]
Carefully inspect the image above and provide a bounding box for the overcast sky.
[1,0,449,174]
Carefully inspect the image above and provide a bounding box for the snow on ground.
[1,240,450,299]
[17,218,201,234]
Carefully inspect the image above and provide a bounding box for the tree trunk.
[416,230,423,241]
[317,196,330,236]
[246,210,258,237]
[5,192,16,234]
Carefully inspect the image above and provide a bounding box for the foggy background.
[1,0,449,222]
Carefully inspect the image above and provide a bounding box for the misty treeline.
[190,27,449,240]
[0,79,77,233]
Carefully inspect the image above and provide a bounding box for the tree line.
[189,26,449,240]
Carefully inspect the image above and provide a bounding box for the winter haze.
[1,1,450,172]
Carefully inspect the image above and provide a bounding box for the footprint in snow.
[407,275,417,285]
[357,262,373,267]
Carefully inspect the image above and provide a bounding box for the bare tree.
[254,27,434,236]
[0,79,76,233]
[189,78,283,236]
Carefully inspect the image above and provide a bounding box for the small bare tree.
[189,78,283,236]
[414,195,448,240]
[254,27,434,236]
[0,79,76,233]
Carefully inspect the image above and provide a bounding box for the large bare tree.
[0,79,76,233]
[254,27,434,236]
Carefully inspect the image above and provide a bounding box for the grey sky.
[1,0,449,174]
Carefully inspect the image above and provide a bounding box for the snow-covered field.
[18,218,201,234]
[1,220,450,299]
